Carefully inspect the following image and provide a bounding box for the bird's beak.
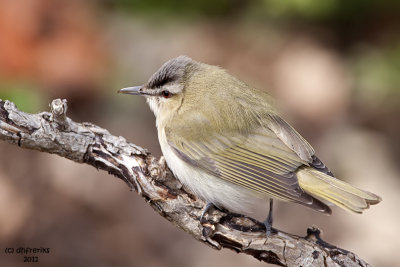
[118,86,144,95]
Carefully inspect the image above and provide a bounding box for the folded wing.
[166,118,331,214]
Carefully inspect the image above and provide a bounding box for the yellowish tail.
[297,167,382,213]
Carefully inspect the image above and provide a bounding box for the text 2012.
[24,256,39,263]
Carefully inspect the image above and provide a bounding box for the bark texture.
[0,99,370,267]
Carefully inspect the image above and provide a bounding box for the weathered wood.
[0,99,370,267]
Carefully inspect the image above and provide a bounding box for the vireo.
[119,56,381,235]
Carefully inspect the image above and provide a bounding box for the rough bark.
[0,99,370,267]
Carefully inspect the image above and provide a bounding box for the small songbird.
[119,56,381,235]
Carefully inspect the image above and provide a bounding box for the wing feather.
[266,115,315,161]
[166,125,319,206]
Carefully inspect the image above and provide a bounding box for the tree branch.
[0,99,370,267]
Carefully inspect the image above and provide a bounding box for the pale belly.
[158,129,265,214]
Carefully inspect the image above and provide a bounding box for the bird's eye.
[161,90,171,98]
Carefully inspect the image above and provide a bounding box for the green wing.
[165,115,329,211]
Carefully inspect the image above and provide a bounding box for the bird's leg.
[199,202,216,223]
[263,199,274,237]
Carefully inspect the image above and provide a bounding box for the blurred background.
[1,0,399,266]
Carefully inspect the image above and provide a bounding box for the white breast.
[158,128,265,214]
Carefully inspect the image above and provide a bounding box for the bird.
[119,55,382,236]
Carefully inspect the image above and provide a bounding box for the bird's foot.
[200,202,217,223]
[263,199,274,238]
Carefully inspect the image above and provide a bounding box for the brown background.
[1,1,399,266]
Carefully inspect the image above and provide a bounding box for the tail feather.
[297,167,382,213]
